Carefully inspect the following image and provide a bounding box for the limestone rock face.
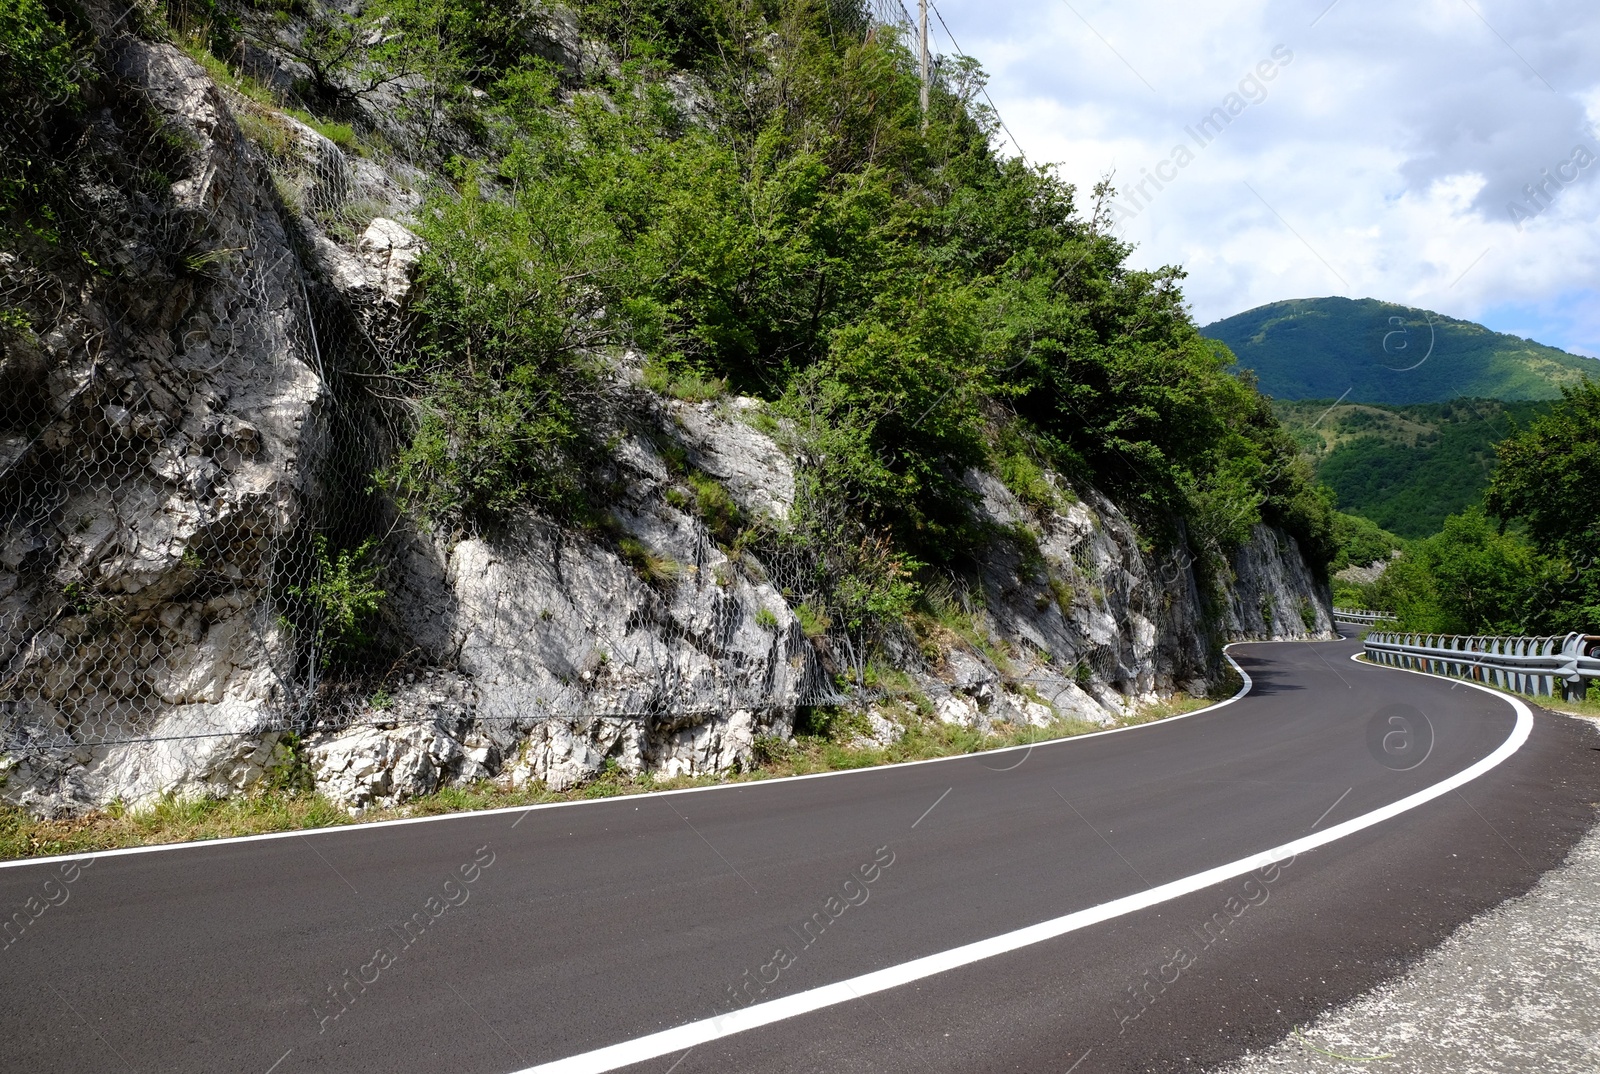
[312,217,423,311]
[908,470,1332,731]
[0,11,1334,816]
[298,671,487,809]
[1,29,325,815]
[667,397,795,522]
[1225,525,1337,640]
[381,407,816,802]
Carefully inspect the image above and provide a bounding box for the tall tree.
[1487,378,1600,631]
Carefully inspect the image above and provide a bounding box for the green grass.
[643,360,726,403]
[617,537,682,589]
[1526,680,1600,719]
[0,690,1219,861]
[1541,695,1600,719]
[1118,693,1217,725]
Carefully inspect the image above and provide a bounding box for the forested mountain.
[1335,383,1600,638]
[1203,297,1597,404]
[1274,399,1551,538]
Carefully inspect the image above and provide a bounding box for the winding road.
[3,627,1597,1073]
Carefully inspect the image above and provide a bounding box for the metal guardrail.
[1334,608,1395,623]
[1365,631,1600,700]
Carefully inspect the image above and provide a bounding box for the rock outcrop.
[1,19,327,815]
[0,5,1334,816]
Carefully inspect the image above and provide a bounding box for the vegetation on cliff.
[4,0,1336,663]
[371,1,1334,607]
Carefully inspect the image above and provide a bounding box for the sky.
[918,0,1600,357]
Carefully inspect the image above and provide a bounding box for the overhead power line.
[924,0,1031,164]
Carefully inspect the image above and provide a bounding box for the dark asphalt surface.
[3,629,1597,1074]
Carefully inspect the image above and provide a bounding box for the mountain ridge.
[1202,296,1597,404]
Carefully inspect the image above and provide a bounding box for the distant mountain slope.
[1273,398,1552,538]
[1203,297,1597,403]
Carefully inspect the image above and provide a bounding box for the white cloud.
[926,0,1600,354]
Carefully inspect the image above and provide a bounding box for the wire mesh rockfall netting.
[0,0,1158,793]
[2,0,949,762]
[1,6,341,756]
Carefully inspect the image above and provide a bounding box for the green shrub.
[291,111,358,152]
[1,0,85,215]
[1049,576,1074,616]
[363,0,1340,602]
[385,161,624,526]
[794,602,830,638]
[643,360,726,402]
[285,537,387,669]
[793,705,869,743]
[750,734,794,765]
[263,734,314,794]
[1330,511,1403,572]
[0,0,78,98]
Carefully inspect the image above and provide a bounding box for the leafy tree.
[0,0,86,217]
[1371,509,1556,635]
[1487,380,1600,565]
[378,0,1337,651]
[0,0,79,103]
[1330,511,1402,573]
[1486,379,1600,631]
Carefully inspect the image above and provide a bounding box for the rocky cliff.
[2,12,326,814]
[0,2,1333,817]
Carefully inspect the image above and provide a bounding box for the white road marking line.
[516,677,1532,1074]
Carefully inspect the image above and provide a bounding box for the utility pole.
[919,0,930,131]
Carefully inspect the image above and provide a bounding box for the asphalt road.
[3,629,1597,1074]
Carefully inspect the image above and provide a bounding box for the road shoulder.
[1217,711,1600,1074]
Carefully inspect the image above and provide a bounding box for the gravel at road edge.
[1217,720,1600,1074]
